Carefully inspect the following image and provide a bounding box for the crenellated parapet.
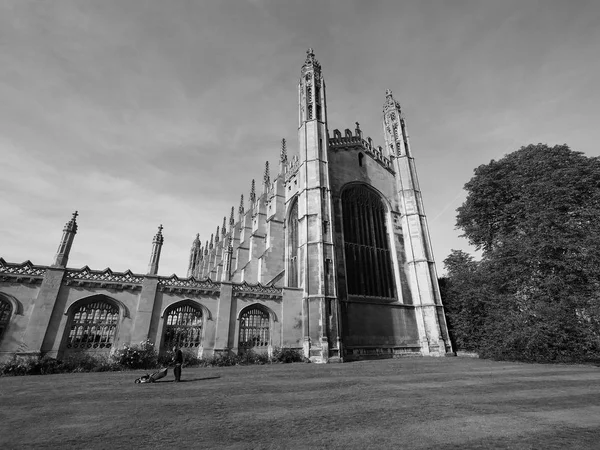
[328,126,394,173]
[65,266,144,290]
[157,274,221,295]
[232,281,282,299]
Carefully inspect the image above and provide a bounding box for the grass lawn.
[1,357,600,449]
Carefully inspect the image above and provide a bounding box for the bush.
[271,347,304,363]
[0,356,41,376]
[0,344,307,376]
[111,340,158,370]
[61,353,118,373]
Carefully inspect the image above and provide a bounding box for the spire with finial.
[215,226,220,243]
[263,161,270,192]
[147,224,164,275]
[221,217,227,236]
[187,233,201,277]
[280,139,287,164]
[250,179,256,203]
[204,240,209,254]
[53,211,79,268]
[303,47,320,71]
[209,233,214,249]
[383,88,400,113]
[239,194,244,215]
[229,206,235,228]
[279,138,288,174]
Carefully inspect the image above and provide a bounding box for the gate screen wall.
[163,304,203,350]
[238,306,270,352]
[342,185,395,298]
[64,300,119,352]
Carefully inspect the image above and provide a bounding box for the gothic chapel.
[0,50,453,362]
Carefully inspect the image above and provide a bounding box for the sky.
[1,0,599,277]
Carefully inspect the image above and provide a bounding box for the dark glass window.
[342,185,395,298]
[288,200,299,287]
[65,300,119,350]
[163,304,203,350]
[238,306,270,351]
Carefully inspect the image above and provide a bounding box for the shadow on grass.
[156,376,221,383]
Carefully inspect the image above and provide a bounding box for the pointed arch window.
[288,199,299,287]
[238,306,270,351]
[342,185,395,298]
[163,303,203,350]
[0,298,12,343]
[65,300,119,351]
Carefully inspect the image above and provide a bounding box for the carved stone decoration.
[158,274,221,292]
[0,258,47,280]
[232,281,283,298]
[66,267,144,285]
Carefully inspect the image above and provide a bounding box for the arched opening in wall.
[63,297,119,354]
[238,305,270,353]
[162,303,203,351]
[288,199,299,287]
[341,185,395,298]
[358,152,364,167]
[0,296,13,344]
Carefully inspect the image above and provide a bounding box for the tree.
[451,144,600,362]
[439,250,487,352]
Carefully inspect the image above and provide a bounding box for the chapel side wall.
[0,283,41,358]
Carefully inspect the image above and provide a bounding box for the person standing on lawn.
[172,344,183,382]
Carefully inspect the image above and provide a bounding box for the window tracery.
[65,300,119,350]
[238,306,270,351]
[342,186,395,298]
[163,303,203,350]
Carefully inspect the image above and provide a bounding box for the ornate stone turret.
[221,210,235,282]
[229,206,235,229]
[383,89,451,355]
[263,161,270,193]
[221,217,227,238]
[238,194,244,217]
[147,225,164,276]
[187,233,201,278]
[296,48,337,361]
[53,211,79,268]
[279,138,287,174]
[249,179,256,204]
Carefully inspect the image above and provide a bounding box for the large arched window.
[342,185,395,298]
[288,199,299,287]
[238,306,270,351]
[163,303,203,350]
[0,297,12,343]
[65,299,119,351]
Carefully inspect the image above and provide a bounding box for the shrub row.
[0,342,306,376]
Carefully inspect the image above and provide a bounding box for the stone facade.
[0,50,453,363]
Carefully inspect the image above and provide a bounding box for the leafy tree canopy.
[443,144,600,363]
